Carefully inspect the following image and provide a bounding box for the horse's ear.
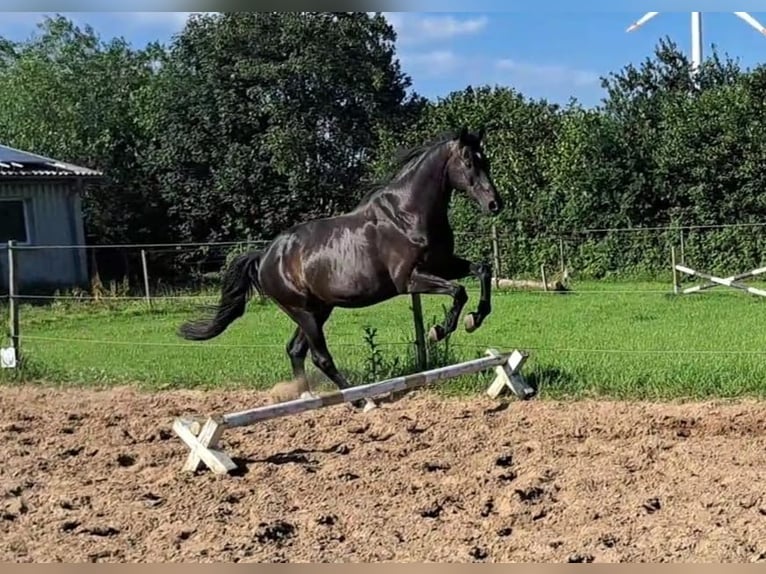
[477,126,486,141]
[457,126,469,143]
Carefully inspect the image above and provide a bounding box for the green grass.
[4,279,766,400]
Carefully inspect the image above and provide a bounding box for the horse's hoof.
[464,313,479,333]
[349,398,378,412]
[428,325,445,342]
[362,399,378,413]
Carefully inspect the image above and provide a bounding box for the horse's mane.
[356,129,459,206]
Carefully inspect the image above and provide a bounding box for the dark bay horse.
[179,127,504,410]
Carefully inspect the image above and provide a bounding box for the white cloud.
[418,15,488,40]
[397,50,464,77]
[495,58,600,88]
[381,12,488,45]
[119,11,217,30]
[396,50,602,97]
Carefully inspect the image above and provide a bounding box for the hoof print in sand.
[567,553,595,563]
[255,520,296,546]
[643,497,662,514]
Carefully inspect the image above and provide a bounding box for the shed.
[0,144,103,294]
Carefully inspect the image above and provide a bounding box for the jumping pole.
[173,348,534,475]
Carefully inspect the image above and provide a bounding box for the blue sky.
[2,11,766,106]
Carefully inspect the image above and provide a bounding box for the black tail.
[178,250,264,341]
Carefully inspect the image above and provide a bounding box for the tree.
[372,85,563,276]
[146,12,425,245]
[382,39,766,279]
[0,15,167,246]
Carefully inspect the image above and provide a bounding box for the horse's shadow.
[230,442,351,476]
[227,360,572,476]
[254,442,348,465]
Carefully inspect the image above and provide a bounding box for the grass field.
[4,279,766,400]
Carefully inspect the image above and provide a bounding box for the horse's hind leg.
[286,306,377,412]
[285,326,311,394]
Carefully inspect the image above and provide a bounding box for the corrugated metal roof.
[0,144,103,177]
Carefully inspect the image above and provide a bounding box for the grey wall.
[0,178,88,293]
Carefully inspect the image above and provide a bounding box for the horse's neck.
[402,147,452,226]
[362,145,453,239]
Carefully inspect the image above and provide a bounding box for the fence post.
[410,294,427,370]
[679,228,686,265]
[671,245,679,294]
[7,240,19,360]
[558,237,565,274]
[140,248,151,306]
[491,223,501,287]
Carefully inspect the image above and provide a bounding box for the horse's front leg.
[432,256,493,334]
[463,260,492,333]
[406,269,468,342]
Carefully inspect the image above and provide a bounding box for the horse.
[178,126,504,411]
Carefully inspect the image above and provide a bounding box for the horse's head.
[446,127,503,216]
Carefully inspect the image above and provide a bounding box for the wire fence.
[5,218,766,299]
[3,220,766,379]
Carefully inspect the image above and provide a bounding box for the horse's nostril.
[488,201,498,212]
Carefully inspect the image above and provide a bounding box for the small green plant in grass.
[360,325,402,382]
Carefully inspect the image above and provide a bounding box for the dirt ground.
[2,384,766,563]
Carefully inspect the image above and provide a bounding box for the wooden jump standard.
[672,256,766,298]
[173,348,534,475]
[670,247,766,298]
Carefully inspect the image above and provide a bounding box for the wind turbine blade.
[733,12,766,35]
[626,12,660,32]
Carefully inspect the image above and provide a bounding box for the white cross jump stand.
[674,263,766,298]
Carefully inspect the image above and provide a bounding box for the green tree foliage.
[391,38,766,279]
[144,12,424,245]
[371,85,563,275]
[4,16,766,285]
[0,12,422,283]
[0,15,167,246]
